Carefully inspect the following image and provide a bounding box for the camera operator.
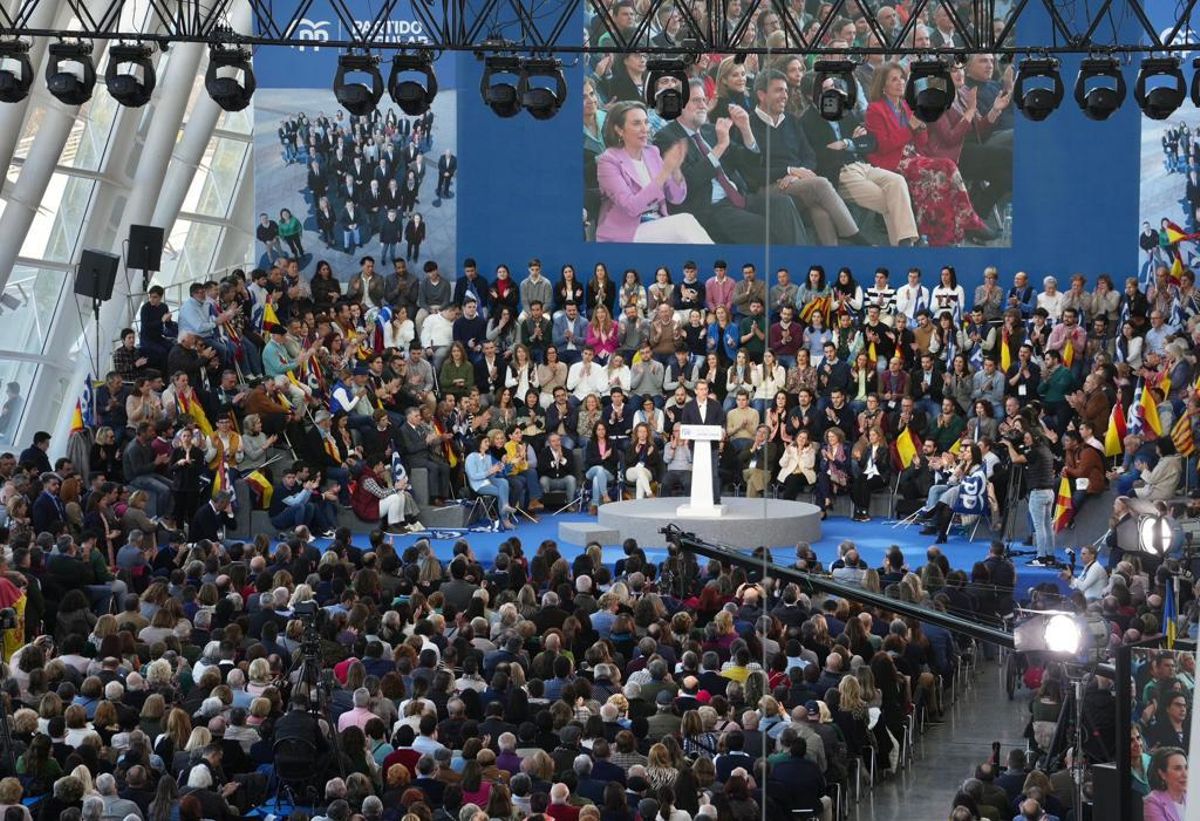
[1003,423,1057,567]
[273,693,330,773]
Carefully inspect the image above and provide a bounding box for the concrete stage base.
[596,497,822,548]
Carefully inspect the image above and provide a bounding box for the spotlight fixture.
[333,52,383,116]
[480,55,522,118]
[905,59,955,123]
[46,41,96,106]
[105,43,156,108]
[811,59,859,122]
[388,52,437,115]
[1138,509,1175,556]
[1013,57,1063,121]
[1043,613,1083,655]
[646,59,689,120]
[1073,56,1125,121]
[519,58,566,120]
[1135,56,1185,120]
[205,43,255,112]
[0,40,33,103]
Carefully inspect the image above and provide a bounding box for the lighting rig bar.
[0,0,1199,56]
[662,525,1015,648]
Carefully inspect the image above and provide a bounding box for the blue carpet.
[321,509,1070,596]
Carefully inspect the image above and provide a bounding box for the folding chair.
[462,486,500,529]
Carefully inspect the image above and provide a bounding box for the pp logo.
[293,19,330,52]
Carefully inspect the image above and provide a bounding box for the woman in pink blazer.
[595,101,713,244]
[864,62,991,247]
[1143,747,1188,821]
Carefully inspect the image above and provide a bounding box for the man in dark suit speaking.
[653,79,806,245]
[681,380,725,506]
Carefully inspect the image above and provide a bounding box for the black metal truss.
[0,0,1197,56]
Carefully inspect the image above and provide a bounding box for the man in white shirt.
[420,304,458,371]
[894,267,930,322]
[1061,545,1107,601]
[567,348,610,403]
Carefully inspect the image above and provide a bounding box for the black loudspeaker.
[1090,762,1138,821]
[127,224,164,272]
[74,250,121,301]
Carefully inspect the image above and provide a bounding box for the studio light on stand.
[519,58,567,120]
[333,52,383,116]
[1074,56,1125,120]
[1013,57,1063,121]
[905,58,955,123]
[0,40,33,103]
[106,43,156,108]
[646,60,689,120]
[1135,56,1185,120]
[46,41,96,105]
[388,52,437,115]
[812,59,859,122]
[1139,506,1175,556]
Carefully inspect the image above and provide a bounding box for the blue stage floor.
[319,509,1070,595]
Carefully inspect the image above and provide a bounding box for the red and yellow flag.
[1172,414,1195,457]
[1062,337,1074,368]
[1105,398,1127,457]
[896,426,917,468]
[1052,476,1073,533]
[1139,384,1163,437]
[999,329,1012,373]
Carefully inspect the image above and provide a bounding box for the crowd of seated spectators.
[582,1,1014,246]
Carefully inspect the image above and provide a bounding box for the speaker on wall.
[74,250,121,301]
[126,224,164,272]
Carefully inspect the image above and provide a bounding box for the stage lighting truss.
[1074,56,1125,121]
[1135,56,1186,120]
[206,43,255,112]
[0,40,33,104]
[905,58,955,123]
[480,55,522,118]
[46,41,96,106]
[646,59,689,120]
[106,43,156,108]
[812,59,859,122]
[1013,57,1062,121]
[519,58,566,120]
[388,52,438,115]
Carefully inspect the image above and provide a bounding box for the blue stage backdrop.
[252,4,458,279]
[453,8,1148,300]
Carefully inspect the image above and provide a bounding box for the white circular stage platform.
[593,497,822,548]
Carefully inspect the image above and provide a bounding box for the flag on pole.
[896,426,917,468]
[799,295,829,325]
[243,470,273,510]
[69,401,85,434]
[1172,414,1195,457]
[1052,476,1073,533]
[999,330,1012,373]
[1139,382,1163,437]
[1105,398,1127,457]
[260,300,282,335]
[1164,581,1178,649]
[1062,338,1074,368]
[178,391,213,437]
[81,375,94,429]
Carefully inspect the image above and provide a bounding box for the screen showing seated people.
[1131,647,1193,819]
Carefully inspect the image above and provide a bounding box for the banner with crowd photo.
[252,4,457,280]
[582,12,1015,248]
[1138,10,1200,287]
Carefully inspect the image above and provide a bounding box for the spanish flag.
[178,391,213,437]
[999,330,1011,373]
[1062,337,1074,368]
[1104,398,1126,457]
[260,300,282,335]
[1163,219,1192,246]
[69,399,85,434]
[867,340,878,367]
[896,426,917,468]
[1172,414,1195,457]
[244,469,274,510]
[1139,383,1163,437]
[1052,476,1073,533]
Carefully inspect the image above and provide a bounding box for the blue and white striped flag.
[81,374,95,429]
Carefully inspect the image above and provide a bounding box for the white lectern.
[678,424,724,517]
